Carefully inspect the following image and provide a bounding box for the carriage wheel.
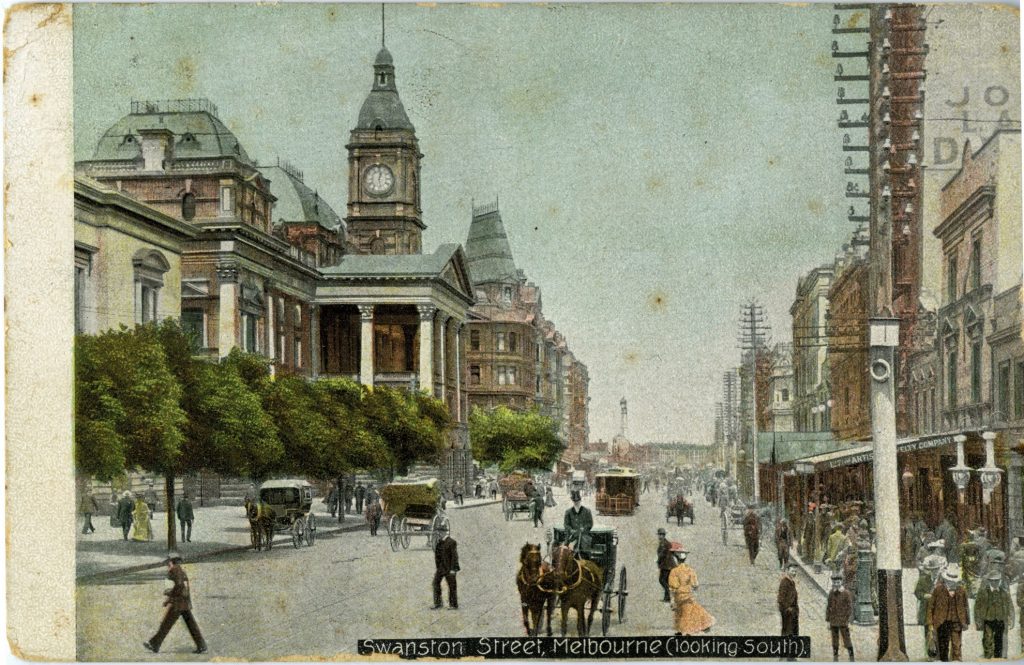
[400,517,411,549]
[617,566,628,623]
[388,515,400,552]
[305,513,316,546]
[429,514,449,549]
[600,589,612,636]
[292,517,304,549]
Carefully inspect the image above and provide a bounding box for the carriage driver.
[562,490,594,558]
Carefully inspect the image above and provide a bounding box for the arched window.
[370,237,386,255]
[181,192,196,221]
[132,249,170,324]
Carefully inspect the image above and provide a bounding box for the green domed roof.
[91,100,252,165]
[259,163,343,232]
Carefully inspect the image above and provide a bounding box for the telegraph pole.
[722,370,739,478]
[738,301,770,503]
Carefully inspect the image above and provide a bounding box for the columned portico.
[454,321,464,422]
[310,305,321,379]
[436,313,449,402]
[417,304,436,394]
[358,304,375,386]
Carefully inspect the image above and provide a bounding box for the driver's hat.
[570,490,582,502]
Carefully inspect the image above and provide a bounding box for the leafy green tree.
[313,379,392,475]
[361,386,451,477]
[74,334,128,481]
[469,406,562,472]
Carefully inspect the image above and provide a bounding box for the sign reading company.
[816,435,956,472]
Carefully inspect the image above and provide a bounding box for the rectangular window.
[497,365,506,385]
[294,304,302,328]
[536,375,541,393]
[970,237,982,290]
[220,186,234,213]
[781,388,789,402]
[998,361,1011,420]
[503,286,513,302]
[948,350,958,409]
[971,340,983,403]
[509,332,518,353]
[947,255,958,301]
[470,329,480,351]
[243,314,258,353]
[496,332,506,352]
[139,284,159,323]
[294,339,303,368]
[930,388,936,432]
[181,309,205,351]
[470,365,481,385]
[277,333,285,362]
[507,366,517,385]
[1015,361,1024,419]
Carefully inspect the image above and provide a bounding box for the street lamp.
[978,431,1003,505]
[950,434,973,504]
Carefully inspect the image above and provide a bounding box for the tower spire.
[381,3,386,47]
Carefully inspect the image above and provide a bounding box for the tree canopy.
[468,406,562,472]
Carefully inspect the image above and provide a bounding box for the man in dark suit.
[432,524,459,609]
[657,528,674,602]
[743,505,761,565]
[116,491,135,541]
[778,563,800,641]
[563,491,593,557]
[826,571,854,661]
[143,553,207,654]
[929,564,970,661]
[176,494,195,543]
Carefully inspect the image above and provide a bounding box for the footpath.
[76,496,501,581]
[790,546,1021,660]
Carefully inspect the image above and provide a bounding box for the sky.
[72,3,1020,445]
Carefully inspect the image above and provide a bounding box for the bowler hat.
[830,571,844,581]
[657,528,667,536]
[941,564,962,584]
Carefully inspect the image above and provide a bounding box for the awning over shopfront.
[756,432,849,466]
[800,444,873,471]
[780,433,963,471]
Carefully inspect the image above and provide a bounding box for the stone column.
[454,321,463,423]
[265,290,276,362]
[310,304,321,379]
[417,304,436,395]
[437,313,449,402]
[358,304,374,387]
[216,263,238,358]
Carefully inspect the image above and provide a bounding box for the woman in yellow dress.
[668,544,716,635]
[131,495,153,541]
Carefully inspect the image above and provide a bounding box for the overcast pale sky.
[73,3,1019,444]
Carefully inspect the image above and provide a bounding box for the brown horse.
[549,543,604,636]
[247,502,274,551]
[517,544,554,636]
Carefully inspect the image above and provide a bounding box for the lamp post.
[869,316,906,660]
[949,431,1002,505]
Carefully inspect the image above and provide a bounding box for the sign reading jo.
[933,85,1018,165]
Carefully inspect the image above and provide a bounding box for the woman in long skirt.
[669,545,715,635]
[132,496,153,541]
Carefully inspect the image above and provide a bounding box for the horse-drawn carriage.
[380,478,449,551]
[247,479,317,550]
[665,494,695,525]
[537,525,628,636]
[499,472,537,521]
[594,468,640,516]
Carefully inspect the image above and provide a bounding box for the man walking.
[116,491,135,541]
[775,519,792,569]
[778,563,800,661]
[80,487,98,534]
[563,491,593,556]
[826,571,854,661]
[928,564,970,662]
[431,524,459,610]
[176,494,195,543]
[143,553,207,654]
[915,554,944,660]
[657,528,674,602]
[743,504,760,565]
[973,569,1014,659]
[355,482,366,514]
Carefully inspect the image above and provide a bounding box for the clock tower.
[346,46,424,255]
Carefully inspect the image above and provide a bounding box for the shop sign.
[823,451,873,471]
[898,435,954,454]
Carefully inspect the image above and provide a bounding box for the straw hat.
[941,564,962,584]
[985,569,1004,581]
[922,554,945,571]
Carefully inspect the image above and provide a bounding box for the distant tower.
[620,397,628,439]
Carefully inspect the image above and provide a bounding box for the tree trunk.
[165,473,177,552]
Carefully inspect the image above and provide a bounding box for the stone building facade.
[790,265,834,432]
[462,202,590,468]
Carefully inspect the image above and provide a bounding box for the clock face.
[364,164,395,196]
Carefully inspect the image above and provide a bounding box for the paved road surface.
[76,487,890,660]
